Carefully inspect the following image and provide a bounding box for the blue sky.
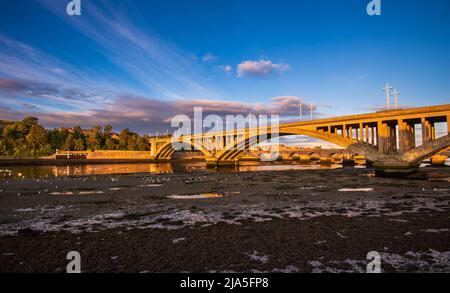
[0,0,449,135]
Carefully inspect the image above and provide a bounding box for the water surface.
[0,161,354,179]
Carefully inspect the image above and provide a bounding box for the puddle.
[338,188,375,192]
[79,191,104,195]
[50,191,75,196]
[172,238,187,244]
[167,193,223,200]
[423,229,449,233]
[50,191,103,196]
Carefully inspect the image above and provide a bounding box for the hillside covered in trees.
[0,117,150,158]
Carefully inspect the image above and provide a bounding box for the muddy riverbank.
[0,168,449,273]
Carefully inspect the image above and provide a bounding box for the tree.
[74,138,85,151]
[22,117,39,127]
[104,125,113,134]
[86,126,102,150]
[63,134,75,151]
[0,119,151,158]
[136,136,150,151]
[118,128,130,150]
[105,138,117,150]
[26,125,48,156]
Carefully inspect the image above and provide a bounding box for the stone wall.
[56,150,152,160]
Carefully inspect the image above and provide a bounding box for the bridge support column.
[398,120,415,153]
[377,121,389,154]
[422,118,432,144]
[377,121,397,154]
[365,125,369,143]
[359,123,363,142]
[447,115,450,135]
[150,142,156,158]
[371,125,376,146]
[388,122,398,153]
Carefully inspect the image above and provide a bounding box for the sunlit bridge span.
[149,105,450,175]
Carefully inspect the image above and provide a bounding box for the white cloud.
[220,65,233,73]
[237,59,290,78]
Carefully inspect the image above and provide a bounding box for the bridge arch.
[215,129,377,162]
[154,140,213,160]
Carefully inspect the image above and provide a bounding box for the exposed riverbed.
[0,166,449,272]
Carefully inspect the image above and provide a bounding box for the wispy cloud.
[0,79,94,102]
[34,0,217,100]
[0,35,123,113]
[202,53,218,63]
[237,59,290,78]
[0,36,115,92]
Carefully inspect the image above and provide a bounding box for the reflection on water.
[1,163,179,179]
[0,161,350,179]
[0,159,447,179]
[238,162,344,172]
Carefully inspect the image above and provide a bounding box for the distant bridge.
[149,105,450,174]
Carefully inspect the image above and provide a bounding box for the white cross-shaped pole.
[299,97,303,121]
[382,82,393,110]
[393,88,400,110]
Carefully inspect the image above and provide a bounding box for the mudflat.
[0,168,449,273]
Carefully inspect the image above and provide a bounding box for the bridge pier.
[447,115,450,135]
[205,158,239,168]
[377,121,395,154]
[398,119,416,153]
[373,158,418,178]
[422,118,433,143]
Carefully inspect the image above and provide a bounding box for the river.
[0,161,371,179]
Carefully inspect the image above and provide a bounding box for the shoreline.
[0,158,206,167]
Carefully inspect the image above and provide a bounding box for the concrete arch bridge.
[149,105,450,175]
